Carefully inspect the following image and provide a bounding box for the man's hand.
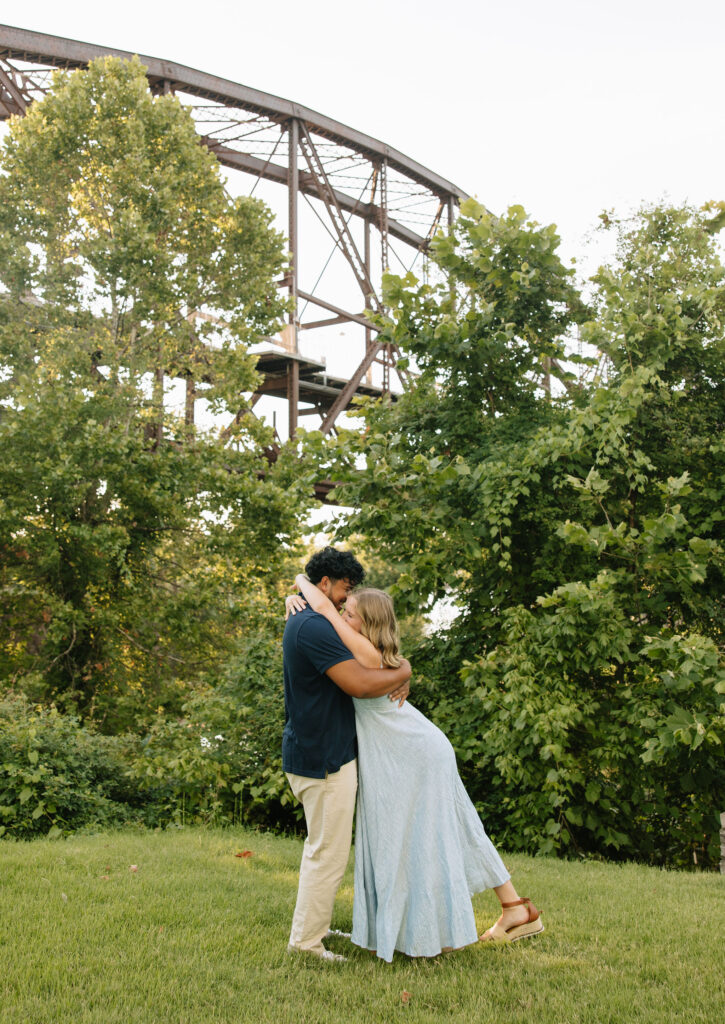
[387,677,410,707]
[387,657,411,706]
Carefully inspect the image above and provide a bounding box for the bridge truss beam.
[0,23,468,437]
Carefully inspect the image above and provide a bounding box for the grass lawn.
[1,827,723,1024]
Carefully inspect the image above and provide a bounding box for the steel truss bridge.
[0,24,469,440]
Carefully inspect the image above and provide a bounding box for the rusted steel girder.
[295,290,378,332]
[200,140,428,251]
[319,342,384,435]
[298,122,381,311]
[0,63,28,113]
[0,24,467,198]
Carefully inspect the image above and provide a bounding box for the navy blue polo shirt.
[282,604,357,778]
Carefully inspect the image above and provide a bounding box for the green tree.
[326,201,588,628]
[0,57,308,726]
[324,201,725,866]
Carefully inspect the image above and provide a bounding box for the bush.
[128,687,296,830]
[0,694,146,838]
[128,629,302,831]
[0,622,303,838]
[428,589,725,869]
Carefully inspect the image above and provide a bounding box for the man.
[283,546,411,962]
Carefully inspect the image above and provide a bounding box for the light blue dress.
[351,696,510,962]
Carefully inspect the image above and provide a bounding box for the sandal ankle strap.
[501,897,530,909]
[501,897,540,923]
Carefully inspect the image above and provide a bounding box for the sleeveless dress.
[350,696,510,962]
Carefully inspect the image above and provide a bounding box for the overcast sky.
[8,0,724,267]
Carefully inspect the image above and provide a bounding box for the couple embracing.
[282,546,543,963]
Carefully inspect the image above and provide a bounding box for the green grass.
[1,827,723,1024]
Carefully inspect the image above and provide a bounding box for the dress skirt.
[351,696,510,962]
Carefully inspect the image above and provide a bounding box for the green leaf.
[564,806,583,827]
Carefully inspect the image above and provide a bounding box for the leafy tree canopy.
[318,200,725,866]
[0,57,309,725]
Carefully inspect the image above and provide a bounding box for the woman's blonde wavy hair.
[352,588,402,668]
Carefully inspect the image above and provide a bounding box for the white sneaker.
[318,949,347,963]
[325,928,352,940]
[287,943,347,963]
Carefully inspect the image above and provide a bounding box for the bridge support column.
[287,359,299,440]
[287,118,299,437]
[364,217,373,387]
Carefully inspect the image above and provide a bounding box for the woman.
[286,576,543,962]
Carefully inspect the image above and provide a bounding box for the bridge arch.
[0,24,469,437]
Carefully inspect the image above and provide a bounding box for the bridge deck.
[253,347,387,422]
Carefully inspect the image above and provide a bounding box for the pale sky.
[4,2,722,546]
[8,0,724,262]
[4,1,724,440]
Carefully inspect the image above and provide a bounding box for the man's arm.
[326,658,411,699]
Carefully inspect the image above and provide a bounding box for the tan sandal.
[479,897,544,943]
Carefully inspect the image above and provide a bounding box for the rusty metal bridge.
[0,24,469,440]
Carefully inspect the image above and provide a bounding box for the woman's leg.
[479,880,544,941]
[492,880,533,930]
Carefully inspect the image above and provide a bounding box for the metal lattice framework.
[0,24,469,437]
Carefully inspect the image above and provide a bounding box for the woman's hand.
[285,594,307,620]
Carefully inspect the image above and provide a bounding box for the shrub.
[129,630,301,831]
[0,621,302,838]
[431,589,725,869]
[0,694,146,838]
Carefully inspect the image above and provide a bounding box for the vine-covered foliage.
[322,201,725,867]
[0,674,300,839]
[0,694,144,838]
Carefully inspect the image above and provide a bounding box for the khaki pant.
[286,758,358,953]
